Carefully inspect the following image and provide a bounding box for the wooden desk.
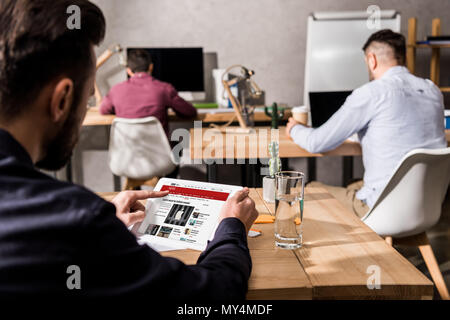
[83,107,292,126]
[189,126,362,186]
[98,187,433,299]
[190,126,362,160]
[83,107,116,126]
[190,127,450,186]
[190,127,450,160]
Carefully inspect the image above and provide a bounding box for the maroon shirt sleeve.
[99,92,115,115]
[166,84,197,118]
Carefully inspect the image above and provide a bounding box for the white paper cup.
[292,106,309,125]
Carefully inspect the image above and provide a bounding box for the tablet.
[132,178,243,251]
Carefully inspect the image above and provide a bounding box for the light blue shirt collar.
[380,65,409,78]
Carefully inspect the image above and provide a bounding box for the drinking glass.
[274,171,304,249]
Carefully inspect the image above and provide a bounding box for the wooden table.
[190,126,363,160]
[98,187,433,299]
[190,127,450,186]
[83,107,292,126]
[190,126,362,186]
[83,107,116,126]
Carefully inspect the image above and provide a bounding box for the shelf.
[407,18,446,85]
[440,87,450,93]
[409,44,450,48]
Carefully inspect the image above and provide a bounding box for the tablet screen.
[134,178,243,251]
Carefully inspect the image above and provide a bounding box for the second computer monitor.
[127,47,204,93]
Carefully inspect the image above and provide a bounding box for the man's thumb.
[128,210,146,225]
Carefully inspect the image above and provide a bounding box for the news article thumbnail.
[157,226,173,238]
[145,224,160,236]
[164,204,195,226]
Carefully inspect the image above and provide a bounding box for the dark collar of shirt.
[0,128,33,167]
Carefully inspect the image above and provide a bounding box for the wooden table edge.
[247,287,313,300]
[310,283,434,300]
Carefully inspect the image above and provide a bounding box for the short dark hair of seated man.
[0,0,256,300]
[99,48,198,138]
[362,29,406,66]
[127,49,153,73]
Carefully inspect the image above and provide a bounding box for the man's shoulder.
[112,77,174,94]
[346,81,375,103]
[54,180,110,208]
[0,164,113,225]
[42,179,113,221]
[376,69,439,94]
[352,75,403,100]
[151,78,174,91]
[357,79,381,95]
[405,73,442,95]
[110,80,130,92]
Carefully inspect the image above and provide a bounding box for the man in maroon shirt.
[99,49,197,137]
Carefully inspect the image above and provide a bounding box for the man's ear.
[126,68,134,77]
[367,52,377,71]
[50,78,74,123]
[149,63,154,74]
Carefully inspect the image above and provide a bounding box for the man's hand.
[219,188,258,233]
[286,117,301,139]
[111,190,170,227]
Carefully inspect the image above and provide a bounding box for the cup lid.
[292,106,309,113]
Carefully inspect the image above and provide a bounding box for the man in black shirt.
[0,0,258,300]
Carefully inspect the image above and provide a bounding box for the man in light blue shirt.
[287,29,446,217]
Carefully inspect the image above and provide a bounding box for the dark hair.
[127,49,152,73]
[0,0,105,120]
[362,29,406,65]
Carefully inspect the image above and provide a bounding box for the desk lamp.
[94,44,125,106]
[216,64,263,133]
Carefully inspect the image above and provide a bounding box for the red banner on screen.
[161,185,229,201]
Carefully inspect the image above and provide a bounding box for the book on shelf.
[427,35,450,41]
[416,40,450,45]
[416,36,450,45]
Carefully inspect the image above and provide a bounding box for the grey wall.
[92,0,450,107]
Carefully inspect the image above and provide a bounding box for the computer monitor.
[127,47,205,100]
[309,91,352,128]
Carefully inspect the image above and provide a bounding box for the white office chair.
[361,147,450,300]
[109,117,177,190]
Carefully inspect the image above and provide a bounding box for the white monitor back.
[304,10,401,108]
[178,91,206,102]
